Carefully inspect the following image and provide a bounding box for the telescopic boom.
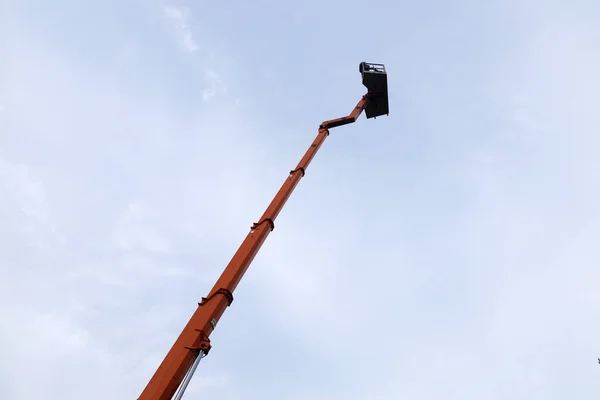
[138,62,389,400]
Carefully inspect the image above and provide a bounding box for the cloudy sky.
[2,0,600,399]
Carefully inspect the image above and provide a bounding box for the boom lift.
[138,62,389,400]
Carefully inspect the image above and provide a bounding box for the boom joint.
[199,288,234,307]
[251,218,275,232]
[290,167,306,177]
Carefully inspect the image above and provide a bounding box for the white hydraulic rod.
[173,351,205,400]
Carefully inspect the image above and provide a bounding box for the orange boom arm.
[138,62,389,400]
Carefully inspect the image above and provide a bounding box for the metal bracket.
[251,218,275,231]
[289,167,306,177]
[186,335,212,355]
[199,288,234,307]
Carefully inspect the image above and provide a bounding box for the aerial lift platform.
[360,62,389,118]
[138,62,390,400]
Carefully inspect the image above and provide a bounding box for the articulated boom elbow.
[320,62,389,130]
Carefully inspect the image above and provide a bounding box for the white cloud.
[164,5,199,53]
[202,69,226,100]
[0,7,256,399]
[162,7,225,101]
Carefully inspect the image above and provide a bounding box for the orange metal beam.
[138,95,369,400]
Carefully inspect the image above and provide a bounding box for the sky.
[1,0,600,399]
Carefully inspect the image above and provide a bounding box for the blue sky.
[2,0,600,399]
